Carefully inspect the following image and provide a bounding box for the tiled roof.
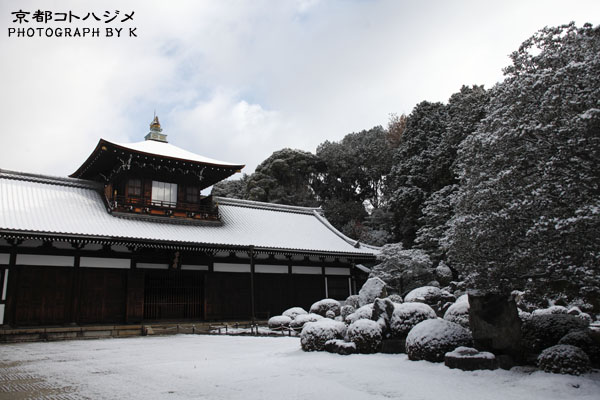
[0,170,378,257]
[110,139,243,167]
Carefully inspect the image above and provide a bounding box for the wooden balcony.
[107,195,220,222]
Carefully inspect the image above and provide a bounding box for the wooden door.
[143,270,203,321]
[204,272,251,320]
[78,269,126,324]
[292,275,326,312]
[14,266,72,326]
[254,274,291,319]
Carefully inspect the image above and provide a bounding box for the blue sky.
[1,0,599,177]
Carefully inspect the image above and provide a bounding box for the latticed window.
[151,181,177,207]
[185,186,199,204]
[128,178,142,197]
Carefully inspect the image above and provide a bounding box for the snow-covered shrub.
[518,309,532,322]
[358,277,387,306]
[385,294,404,304]
[443,294,470,329]
[344,295,360,308]
[268,315,292,330]
[300,319,347,351]
[567,301,595,314]
[282,307,308,320]
[521,314,589,354]
[435,262,453,286]
[537,345,591,375]
[559,330,600,365]
[310,299,341,317]
[511,290,534,312]
[290,313,323,331]
[404,286,454,310]
[405,286,442,303]
[567,306,583,315]
[390,302,437,338]
[325,310,336,319]
[340,305,356,320]
[406,318,473,362]
[448,280,467,293]
[576,313,593,324]
[565,306,594,323]
[347,319,382,353]
[345,304,374,324]
[531,306,568,316]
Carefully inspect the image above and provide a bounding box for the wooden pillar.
[287,255,293,309]
[322,264,328,298]
[204,251,214,320]
[4,245,18,327]
[0,253,8,325]
[249,246,255,324]
[69,242,81,324]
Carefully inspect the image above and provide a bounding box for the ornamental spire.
[144,115,168,143]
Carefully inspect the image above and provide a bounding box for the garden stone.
[358,277,387,306]
[444,346,498,371]
[468,291,523,364]
[324,339,357,355]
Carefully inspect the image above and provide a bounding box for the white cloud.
[0,0,599,177]
[168,89,294,173]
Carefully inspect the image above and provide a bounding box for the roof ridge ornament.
[145,115,168,143]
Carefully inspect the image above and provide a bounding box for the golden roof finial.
[150,115,162,132]
[145,114,168,142]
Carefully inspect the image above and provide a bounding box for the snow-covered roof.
[110,139,243,167]
[0,170,378,257]
[355,264,372,273]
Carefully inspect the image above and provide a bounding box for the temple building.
[0,118,378,327]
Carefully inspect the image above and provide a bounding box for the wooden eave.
[0,229,378,260]
[70,139,245,182]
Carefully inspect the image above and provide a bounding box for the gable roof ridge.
[311,210,381,253]
[215,196,322,215]
[0,168,102,190]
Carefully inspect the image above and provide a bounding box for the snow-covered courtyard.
[1,335,599,400]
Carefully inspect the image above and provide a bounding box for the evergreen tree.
[316,126,393,209]
[212,174,250,199]
[246,148,323,206]
[316,126,395,239]
[387,101,448,246]
[413,85,490,263]
[447,23,600,306]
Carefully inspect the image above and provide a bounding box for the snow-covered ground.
[1,335,599,400]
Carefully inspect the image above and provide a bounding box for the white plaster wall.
[16,254,74,267]
[255,264,288,274]
[213,263,250,273]
[181,264,209,271]
[292,266,322,275]
[0,253,9,265]
[137,263,169,270]
[325,267,350,276]
[80,257,130,269]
